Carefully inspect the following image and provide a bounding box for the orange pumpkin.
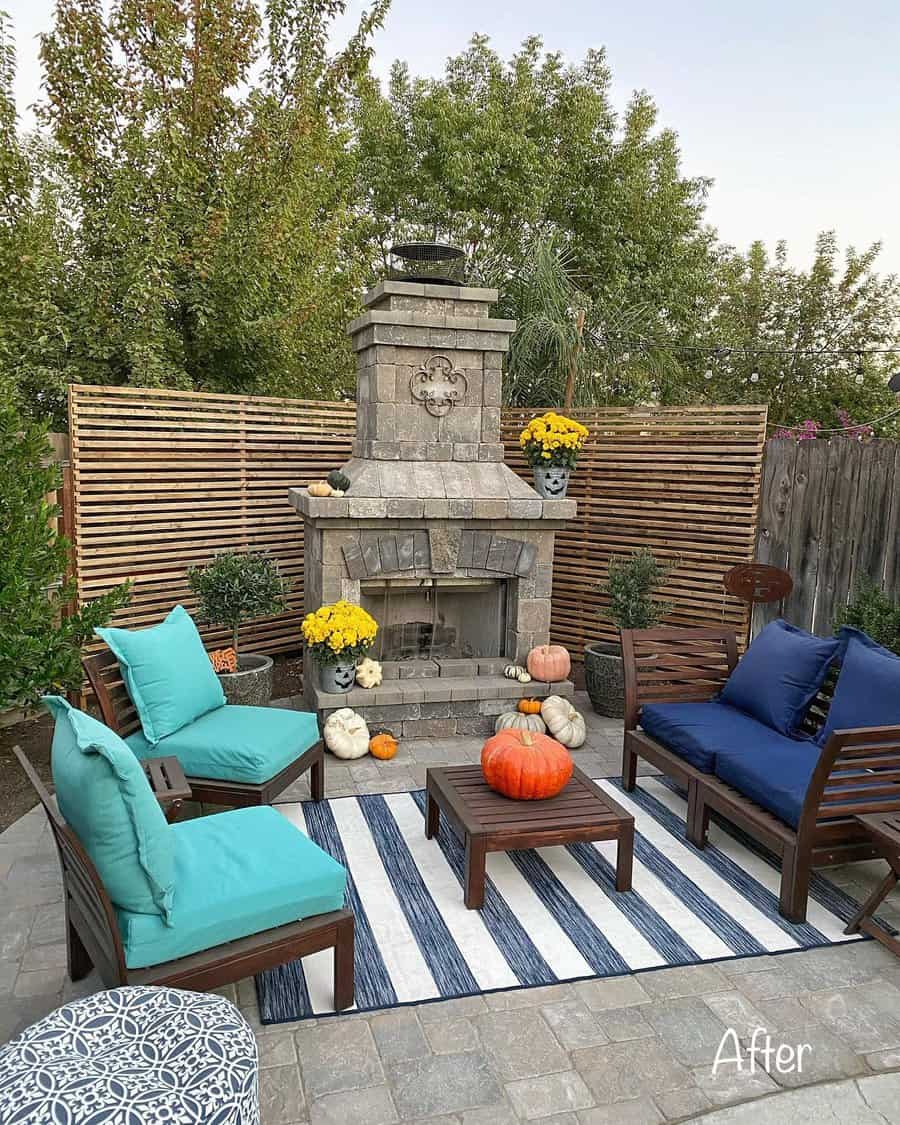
[526,644,572,683]
[517,698,542,715]
[369,732,398,760]
[481,728,573,801]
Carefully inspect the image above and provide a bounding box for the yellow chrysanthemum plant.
[301,600,378,667]
[520,411,589,499]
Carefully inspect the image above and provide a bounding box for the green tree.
[3,0,388,425]
[0,396,131,710]
[690,235,900,433]
[353,37,718,337]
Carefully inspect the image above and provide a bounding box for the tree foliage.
[2,0,388,426]
[0,395,131,710]
[188,550,290,654]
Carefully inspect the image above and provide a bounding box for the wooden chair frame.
[621,626,900,922]
[13,746,354,1007]
[83,649,324,807]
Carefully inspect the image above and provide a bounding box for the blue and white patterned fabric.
[0,986,259,1124]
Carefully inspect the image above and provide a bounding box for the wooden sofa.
[621,626,900,921]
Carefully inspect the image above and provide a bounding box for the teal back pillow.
[96,605,225,744]
[44,696,175,924]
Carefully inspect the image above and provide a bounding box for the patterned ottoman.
[0,985,259,1123]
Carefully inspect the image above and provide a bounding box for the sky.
[6,0,900,275]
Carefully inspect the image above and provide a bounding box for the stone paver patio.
[3,693,900,1124]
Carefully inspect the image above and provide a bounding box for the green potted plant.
[187,551,290,705]
[585,548,676,716]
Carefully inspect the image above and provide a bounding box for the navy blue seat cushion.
[640,700,799,773]
[719,619,840,736]
[715,739,822,828]
[818,628,900,746]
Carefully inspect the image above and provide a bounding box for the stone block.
[514,542,538,576]
[371,441,401,460]
[349,498,388,519]
[483,368,502,406]
[429,526,461,571]
[508,498,543,519]
[423,499,450,520]
[450,680,480,701]
[386,498,424,519]
[413,529,430,567]
[402,718,458,738]
[373,684,406,705]
[480,407,501,443]
[438,659,474,677]
[453,443,478,461]
[440,407,482,444]
[399,441,428,460]
[399,660,439,679]
[426,442,453,460]
[440,461,475,498]
[378,535,400,573]
[478,659,506,675]
[478,443,504,461]
[355,703,421,723]
[542,498,577,520]
[361,537,381,575]
[448,499,474,519]
[398,682,425,702]
[373,366,397,401]
[456,715,496,735]
[428,328,457,348]
[419,700,453,718]
[473,499,508,520]
[342,541,366,580]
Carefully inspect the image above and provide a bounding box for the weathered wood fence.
[68,385,768,663]
[755,437,900,635]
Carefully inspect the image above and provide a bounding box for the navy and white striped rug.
[256,777,867,1023]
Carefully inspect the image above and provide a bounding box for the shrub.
[598,548,676,632]
[187,551,290,655]
[835,578,900,654]
[0,400,131,710]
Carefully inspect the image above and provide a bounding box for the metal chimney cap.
[389,241,464,263]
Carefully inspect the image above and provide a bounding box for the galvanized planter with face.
[533,465,571,499]
[319,659,357,693]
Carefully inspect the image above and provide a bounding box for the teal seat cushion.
[96,605,225,745]
[125,705,320,784]
[117,806,346,968]
[43,696,175,924]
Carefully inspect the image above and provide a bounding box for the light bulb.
[855,372,864,385]
[749,371,759,384]
[704,369,713,381]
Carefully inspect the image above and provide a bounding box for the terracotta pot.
[583,641,624,717]
[217,653,274,706]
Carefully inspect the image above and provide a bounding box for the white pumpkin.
[503,663,531,683]
[540,695,586,748]
[494,711,547,734]
[323,708,370,759]
[355,657,382,689]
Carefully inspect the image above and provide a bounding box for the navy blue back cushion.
[818,628,900,746]
[719,619,840,736]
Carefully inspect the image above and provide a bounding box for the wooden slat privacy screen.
[70,386,767,662]
[502,405,768,656]
[69,385,355,655]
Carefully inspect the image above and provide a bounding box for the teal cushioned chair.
[124,705,320,786]
[84,608,325,806]
[118,806,346,967]
[14,745,355,1010]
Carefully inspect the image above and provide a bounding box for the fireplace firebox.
[360,577,507,662]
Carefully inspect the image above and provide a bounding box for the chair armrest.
[621,627,739,730]
[142,757,192,822]
[801,724,900,831]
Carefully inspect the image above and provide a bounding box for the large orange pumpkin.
[481,728,573,800]
[526,644,571,683]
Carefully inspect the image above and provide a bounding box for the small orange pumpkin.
[369,732,398,760]
[526,644,572,683]
[209,647,237,673]
[481,728,573,801]
[517,698,542,715]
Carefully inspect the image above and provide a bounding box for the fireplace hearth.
[289,275,577,736]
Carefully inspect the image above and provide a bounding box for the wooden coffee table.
[425,764,634,908]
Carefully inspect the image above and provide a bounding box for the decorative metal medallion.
[410,354,468,417]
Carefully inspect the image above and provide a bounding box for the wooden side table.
[142,756,192,822]
[425,764,634,909]
[844,812,900,958]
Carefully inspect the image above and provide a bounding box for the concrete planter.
[533,465,571,498]
[584,641,624,717]
[319,659,357,694]
[217,653,274,707]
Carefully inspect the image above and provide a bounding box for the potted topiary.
[187,551,290,706]
[584,548,676,716]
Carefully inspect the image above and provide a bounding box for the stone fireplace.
[289,278,576,737]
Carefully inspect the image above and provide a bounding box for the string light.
[704,368,713,381]
[855,351,865,385]
[749,370,759,384]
